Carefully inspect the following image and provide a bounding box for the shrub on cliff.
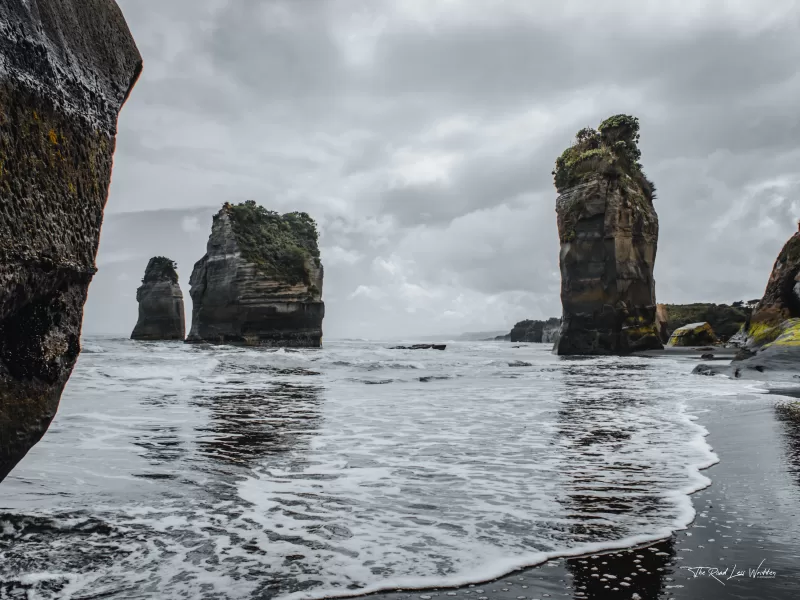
[226,200,321,286]
[552,114,656,200]
[142,256,178,284]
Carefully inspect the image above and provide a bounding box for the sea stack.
[552,115,662,355]
[186,201,324,347]
[131,257,185,340]
[0,1,141,482]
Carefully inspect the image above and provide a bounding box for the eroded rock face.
[186,203,324,347]
[509,318,561,343]
[554,176,662,354]
[552,115,662,355]
[0,1,141,481]
[131,257,185,341]
[667,322,717,347]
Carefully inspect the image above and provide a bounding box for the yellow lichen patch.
[667,322,717,347]
[762,319,800,348]
[746,321,782,346]
[48,129,58,145]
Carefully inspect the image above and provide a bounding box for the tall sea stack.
[131,257,185,340]
[0,1,141,482]
[552,115,662,355]
[186,201,325,347]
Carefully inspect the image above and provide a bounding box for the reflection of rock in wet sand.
[555,361,677,594]
[775,403,800,488]
[193,382,322,467]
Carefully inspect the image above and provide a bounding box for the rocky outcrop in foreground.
[0,1,141,482]
[131,257,185,340]
[695,232,800,380]
[552,115,662,355]
[186,201,324,347]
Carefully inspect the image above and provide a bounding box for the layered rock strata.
[186,201,324,347]
[130,257,185,340]
[0,0,141,482]
[552,115,662,355]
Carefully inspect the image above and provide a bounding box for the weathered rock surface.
[656,304,669,344]
[130,257,185,340]
[667,322,718,347]
[695,232,800,380]
[186,202,324,347]
[508,318,561,343]
[0,1,141,482]
[552,116,662,355]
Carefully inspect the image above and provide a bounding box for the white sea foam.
[0,339,751,599]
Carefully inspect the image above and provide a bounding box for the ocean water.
[0,338,751,599]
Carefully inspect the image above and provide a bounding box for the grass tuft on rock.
[225,200,320,286]
[552,114,656,200]
[143,256,178,284]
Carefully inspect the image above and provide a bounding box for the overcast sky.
[85,0,800,340]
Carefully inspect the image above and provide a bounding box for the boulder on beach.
[186,201,324,347]
[552,115,662,355]
[130,257,185,341]
[661,303,749,342]
[0,0,141,482]
[667,322,718,347]
[389,344,447,350]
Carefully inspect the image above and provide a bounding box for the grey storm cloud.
[89,0,800,340]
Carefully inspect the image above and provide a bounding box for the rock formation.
[0,1,141,482]
[728,231,800,378]
[508,318,561,343]
[130,257,185,340]
[186,201,324,347]
[660,303,749,342]
[667,322,717,347]
[552,115,662,355]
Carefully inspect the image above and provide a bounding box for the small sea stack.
[186,201,324,347]
[0,1,141,482]
[131,257,185,341]
[552,115,662,355]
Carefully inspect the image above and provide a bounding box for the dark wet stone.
[0,0,142,482]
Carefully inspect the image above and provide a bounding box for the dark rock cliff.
[0,0,141,482]
[131,257,185,341]
[508,318,561,343]
[186,201,325,347]
[552,115,662,355]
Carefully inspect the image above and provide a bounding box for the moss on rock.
[667,322,718,347]
[552,114,656,201]
[225,200,320,286]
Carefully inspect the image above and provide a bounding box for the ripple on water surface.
[0,339,737,599]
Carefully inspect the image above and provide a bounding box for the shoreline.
[322,370,800,600]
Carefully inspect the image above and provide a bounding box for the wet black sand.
[342,386,800,600]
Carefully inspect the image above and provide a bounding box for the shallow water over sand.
[0,339,753,599]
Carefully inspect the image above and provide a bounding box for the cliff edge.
[131,257,185,341]
[186,201,324,347]
[552,115,662,355]
[0,0,141,481]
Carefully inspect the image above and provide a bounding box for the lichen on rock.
[130,257,185,341]
[667,322,718,347]
[186,202,324,347]
[552,115,662,355]
[0,0,141,482]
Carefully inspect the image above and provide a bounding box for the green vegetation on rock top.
[225,200,321,286]
[552,114,656,200]
[143,256,178,284]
